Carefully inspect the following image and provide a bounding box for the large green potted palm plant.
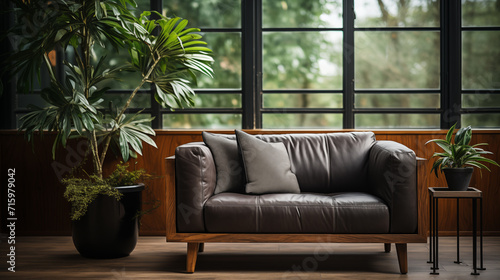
[3,0,213,257]
[426,123,499,191]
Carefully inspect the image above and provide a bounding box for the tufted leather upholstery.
[175,132,417,234]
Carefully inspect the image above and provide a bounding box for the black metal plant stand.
[428,187,484,275]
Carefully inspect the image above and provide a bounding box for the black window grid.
[3,0,500,130]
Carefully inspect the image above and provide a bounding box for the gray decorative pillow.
[235,130,300,194]
[202,132,245,194]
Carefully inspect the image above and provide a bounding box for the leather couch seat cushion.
[204,192,390,233]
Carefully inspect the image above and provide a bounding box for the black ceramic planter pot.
[72,184,144,258]
[443,168,473,191]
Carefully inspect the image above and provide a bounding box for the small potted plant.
[426,123,499,191]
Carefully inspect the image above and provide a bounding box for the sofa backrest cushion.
[256,132,376,193]
[203,131,376,193]
[202,132,245,194]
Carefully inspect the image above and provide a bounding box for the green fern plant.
[63,162,151,220]
[63,177,122,221]
[425,123,499,177]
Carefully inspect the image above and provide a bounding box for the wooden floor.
[1,236,500,279]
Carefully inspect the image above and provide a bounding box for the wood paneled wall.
[1,129,499,236]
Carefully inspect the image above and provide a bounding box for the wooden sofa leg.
[198,243,205,253]
[384,243,391,253]
[395,243,408,274]
[186,243,200,273]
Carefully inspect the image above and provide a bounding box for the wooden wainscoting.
[1,129,499,236]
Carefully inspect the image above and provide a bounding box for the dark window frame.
[2,0,499,130]
[460,4,500,126]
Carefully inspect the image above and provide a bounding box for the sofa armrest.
[368,141,417,233]
[175,142,216,232]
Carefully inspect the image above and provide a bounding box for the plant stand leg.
[396,243,408,274]
[454,198,462,264]
[186,242,200,273]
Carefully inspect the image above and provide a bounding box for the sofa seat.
[204,192,389,233]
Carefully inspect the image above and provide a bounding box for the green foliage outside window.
[13,0,500,129]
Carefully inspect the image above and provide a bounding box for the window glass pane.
[194,94,241,108]
[355,31,440,89]
[462,0,500,27]
[92,44,144,90]
[263,93,342,108]
[134,0,150,16]
[355,0,440,27]
[17,49,56,92]
[355,114,440,128]
[462,31,500,89]
[163,114,241,129]
[262,0,342,28]
[101,93,151,108]
[197,32,242,89]
[263,113,342,128]
[15,114,26,128]
[355,93,440,108]
[263,32,342,90]
[17,93,48,109]
[125,113,152,126]
[163,0,241,28]
[463,93,500,108]
[462,114,500,127]
[31,56,53,90]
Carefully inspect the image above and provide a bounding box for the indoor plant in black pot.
[426,123,499,191]
[3,0,213,257]
[64,162,149,258]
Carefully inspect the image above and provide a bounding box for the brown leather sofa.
[165,131,426,273]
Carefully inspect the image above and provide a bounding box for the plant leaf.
[446,123,456,144]
[118,131,130,162]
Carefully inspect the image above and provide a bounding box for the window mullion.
[242,0,258,129]
[150,0,163,129]
[1,1,15,129]
[441,0,462,129]
[255,0,263,129]
[343,0,355,129]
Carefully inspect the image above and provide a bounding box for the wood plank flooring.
[1,236,499,279]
